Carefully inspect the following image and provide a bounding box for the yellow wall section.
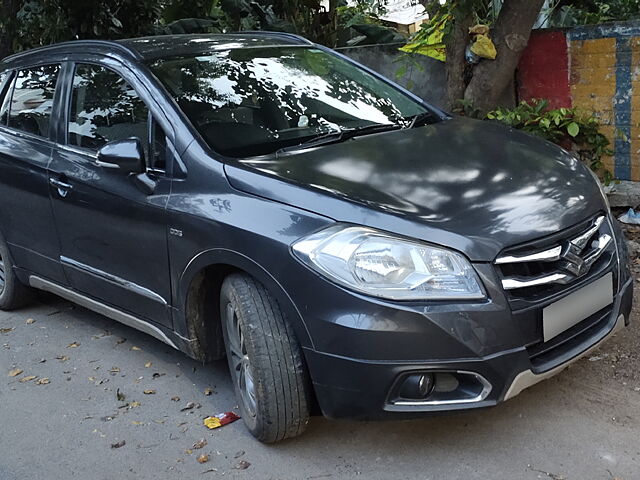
[570,38,617,175]
[631,37,640,181]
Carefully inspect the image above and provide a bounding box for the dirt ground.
[1,229,640,479]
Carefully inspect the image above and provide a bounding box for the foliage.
[486,99,615,183]
[15,0,162,49]
[542,0,640,27]
[2,0,400,56]
[337,0,385,29]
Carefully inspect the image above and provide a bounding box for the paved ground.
[2,286,640,480]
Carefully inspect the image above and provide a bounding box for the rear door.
[0,64,66,284]
[48,61,173,327]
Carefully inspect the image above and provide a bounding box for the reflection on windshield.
[150,47,431,157]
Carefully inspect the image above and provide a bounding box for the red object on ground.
[218,411,241,426]
[517,30,572,109]
[203,411,242,429]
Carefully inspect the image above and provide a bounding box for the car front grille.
[494,213,617,313]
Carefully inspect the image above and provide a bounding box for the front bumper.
[300,271,633,420]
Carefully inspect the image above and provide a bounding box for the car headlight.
[292,225,485,301]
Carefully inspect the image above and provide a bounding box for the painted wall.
[517,30,571,109]
[518,21,640,181]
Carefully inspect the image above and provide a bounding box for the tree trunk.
[444,13,473,111]
[463,0,545,116]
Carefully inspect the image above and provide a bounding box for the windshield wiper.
[275,122,403,156]
[349,123,402,137]
[276,129,350,155]
[403,112,436,129]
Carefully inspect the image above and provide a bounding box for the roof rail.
[237,31,314,45]
[1,39,141,64]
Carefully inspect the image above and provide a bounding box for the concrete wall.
[518,21,640,181]
[337,43,447,109]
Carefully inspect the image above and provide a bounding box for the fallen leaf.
[193,439,207,450]
[88,376,97,382]
[144,362,152,368]
[185,449,193,455]
[129,401,141,408]
[110,440,126,449]
[181,402,196,412]
[197,454,209,464]
[130,346,141,351]
[67,341,80,348]
[109,367,120,374]
[8,368,23,377]
[153,418,165,424]
[26,318,35,324]
[143,389,156,395]
[131,421,144,426]
[0,327,14,334]
[56,355,70,362]
[116,337,126,345]
[204,387,214,396]
[116,389,126,402]
[19,375,37,383]
[235,460,251,470]
[36,377,50,385]
[171,396,180,402]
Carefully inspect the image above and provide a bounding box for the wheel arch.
[177,248,314,361]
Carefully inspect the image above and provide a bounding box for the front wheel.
[220,273,311,443]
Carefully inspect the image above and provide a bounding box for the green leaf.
[567,122,580,137]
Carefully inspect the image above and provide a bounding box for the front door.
[0,65,67,285]
[48,62,172,327]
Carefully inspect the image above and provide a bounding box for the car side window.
[0,71,14,125]
[149,117,168,173]
[8,65,60,138]
[68,64,149,155]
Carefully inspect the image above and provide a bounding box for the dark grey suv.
[0,32,632,442]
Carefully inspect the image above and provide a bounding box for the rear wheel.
[220,273,310,443]
[0,234,32,310]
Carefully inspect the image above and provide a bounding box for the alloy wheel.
[0,251,5,295]
[225,303,257,417]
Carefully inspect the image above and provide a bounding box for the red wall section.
[517,30,571,109]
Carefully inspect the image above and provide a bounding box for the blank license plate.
[542,272,613,342]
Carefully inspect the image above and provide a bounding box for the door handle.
[50,177,73,197]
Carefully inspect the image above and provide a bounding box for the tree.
[0,0,21,59]
[428,0,545,115]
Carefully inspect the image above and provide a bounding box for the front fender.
[175,247,314,349]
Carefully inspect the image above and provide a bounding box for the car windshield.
[149,46,436,157]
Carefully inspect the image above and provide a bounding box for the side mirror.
[96,138,145,174]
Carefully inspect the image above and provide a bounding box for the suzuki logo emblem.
[558,245,588,277]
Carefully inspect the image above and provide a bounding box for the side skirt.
[29,275,179,350]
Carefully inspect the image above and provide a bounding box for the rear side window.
[0,71,14,125]
[68,64,149,153]
[8,65,60,138]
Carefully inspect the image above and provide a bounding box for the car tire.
[220,273,311,443]
[0,234,32,310]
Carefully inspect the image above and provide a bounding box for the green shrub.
[486,99,615,184]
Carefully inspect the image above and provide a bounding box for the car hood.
[224,116,606,261]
